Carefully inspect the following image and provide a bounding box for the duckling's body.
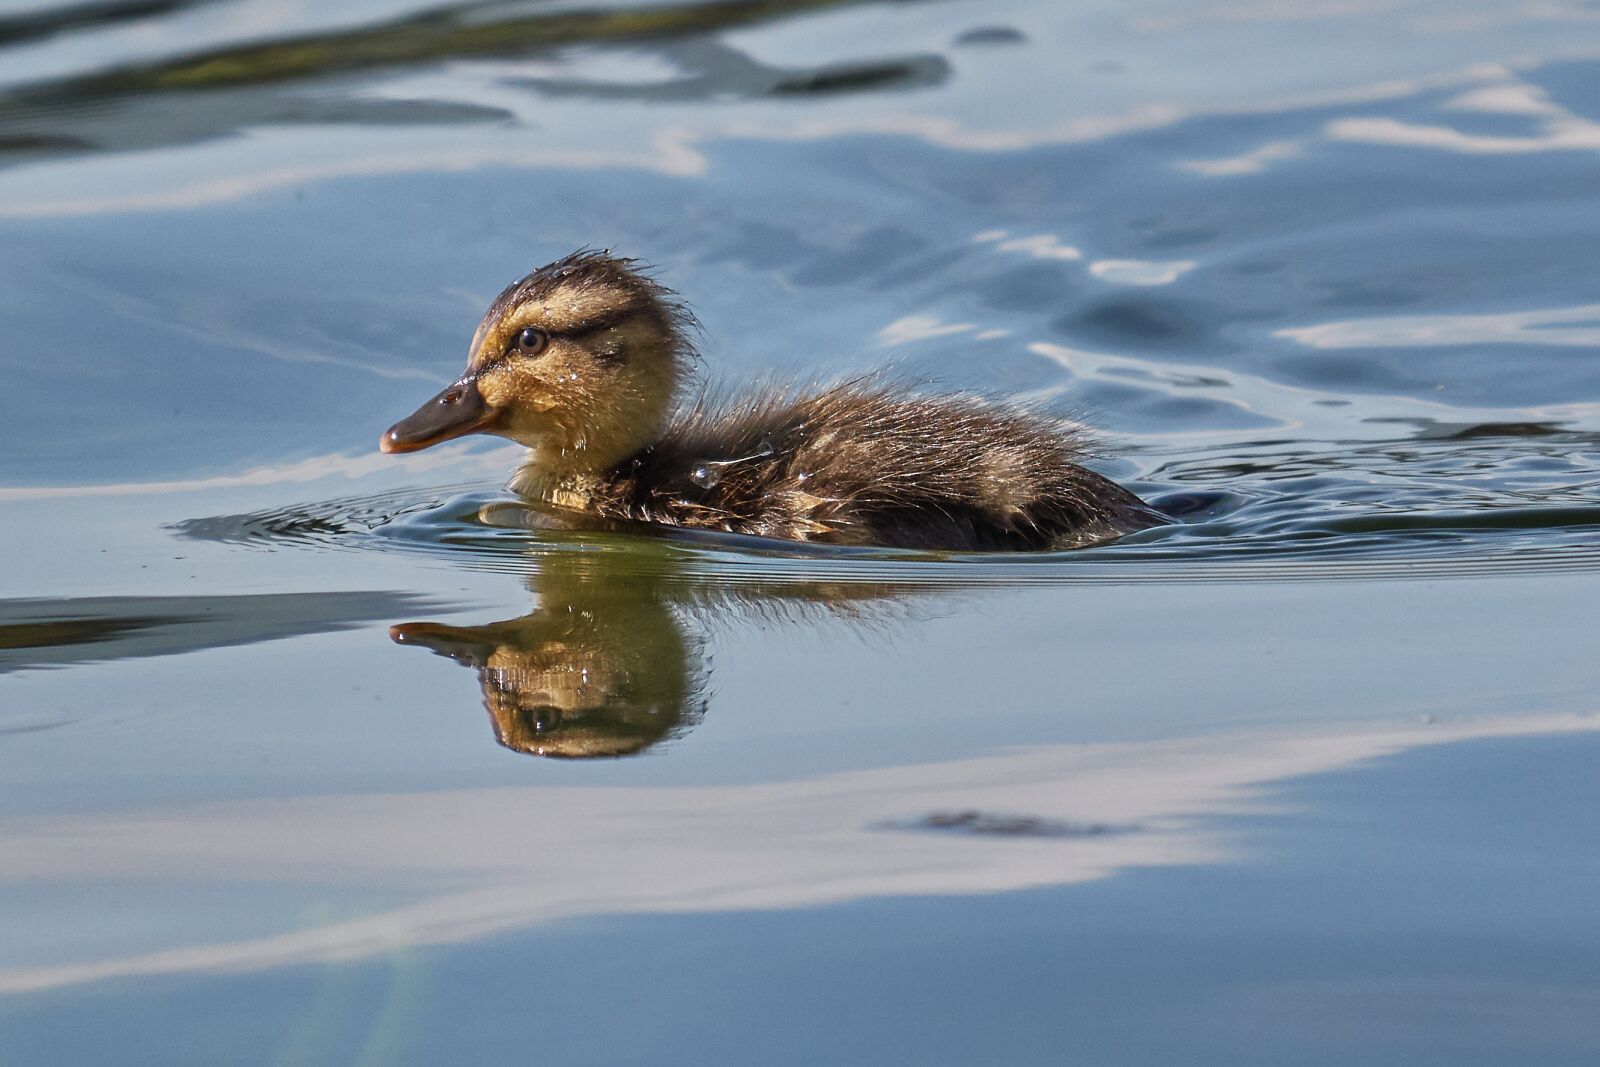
[382,251,1164,552]
[553,381,1157,550]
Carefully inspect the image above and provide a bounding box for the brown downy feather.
[593,380,1165,551]
[384,250,1165,552]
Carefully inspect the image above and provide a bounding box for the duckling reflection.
[390,540,925,760]
[392,555,703,759]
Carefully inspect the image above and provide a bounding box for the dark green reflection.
[0,0,218,49]
[0,0,950,172]
[77,0,871,93]
[391,539,925,760]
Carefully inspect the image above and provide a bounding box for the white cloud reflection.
[1328,114,1600,153]
[0,443,518,502]
[1277,303,1600,349]
[1328,72,1600,154]
[1025,341,1600,440]
[0,712,1595,996]
[0,50,1562,221]
[1177,138,1305,176]
[974,230,1084,261]
[1446,81,1565,115]
[878,315,977,346]
[1088,259,1197,286]
[0,134,710,219]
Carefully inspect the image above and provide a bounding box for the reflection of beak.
[379,376,497,454]
[389,622,496,668]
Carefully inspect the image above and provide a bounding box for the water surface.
[2,0,1599,1062]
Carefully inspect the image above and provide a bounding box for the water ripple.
[171,430,1600,586]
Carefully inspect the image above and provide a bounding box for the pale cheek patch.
[475,366,542,411]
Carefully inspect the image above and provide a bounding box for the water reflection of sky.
[3,0,1600,1061]
[5,713,1597,994]
[6,9,1600,483]
[5,722,1599,1063]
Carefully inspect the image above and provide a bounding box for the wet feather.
[385,251,1165,552]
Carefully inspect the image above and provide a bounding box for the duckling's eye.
[509,326,549,357]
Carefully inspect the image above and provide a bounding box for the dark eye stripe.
[477,305,647,370]
[556,304,642,339]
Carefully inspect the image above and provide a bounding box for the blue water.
[2,0,1599,1062]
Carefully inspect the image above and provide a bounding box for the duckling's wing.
[605,381,1162,550]
[775,383,1161,550]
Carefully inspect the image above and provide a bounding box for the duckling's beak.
[389,622,496,667]
[380,376,498,454]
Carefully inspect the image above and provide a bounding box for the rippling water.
[3,1,1600,1063]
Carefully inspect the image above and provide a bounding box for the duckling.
[381,250,1165,551]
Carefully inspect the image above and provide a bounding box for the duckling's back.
[602,382,1165,551]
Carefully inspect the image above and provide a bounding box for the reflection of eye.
[526,705,563,733]
[510,326,549,357]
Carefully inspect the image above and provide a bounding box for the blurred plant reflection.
[0,0,947,173]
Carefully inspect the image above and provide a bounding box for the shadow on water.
[0,590,437,673]
[0,0,950,172]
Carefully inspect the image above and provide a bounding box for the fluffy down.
[593,380,1164,551]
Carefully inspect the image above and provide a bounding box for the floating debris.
[876,810,1137,839]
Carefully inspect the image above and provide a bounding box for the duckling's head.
[381,250,692,473]
[388,597,698,760]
